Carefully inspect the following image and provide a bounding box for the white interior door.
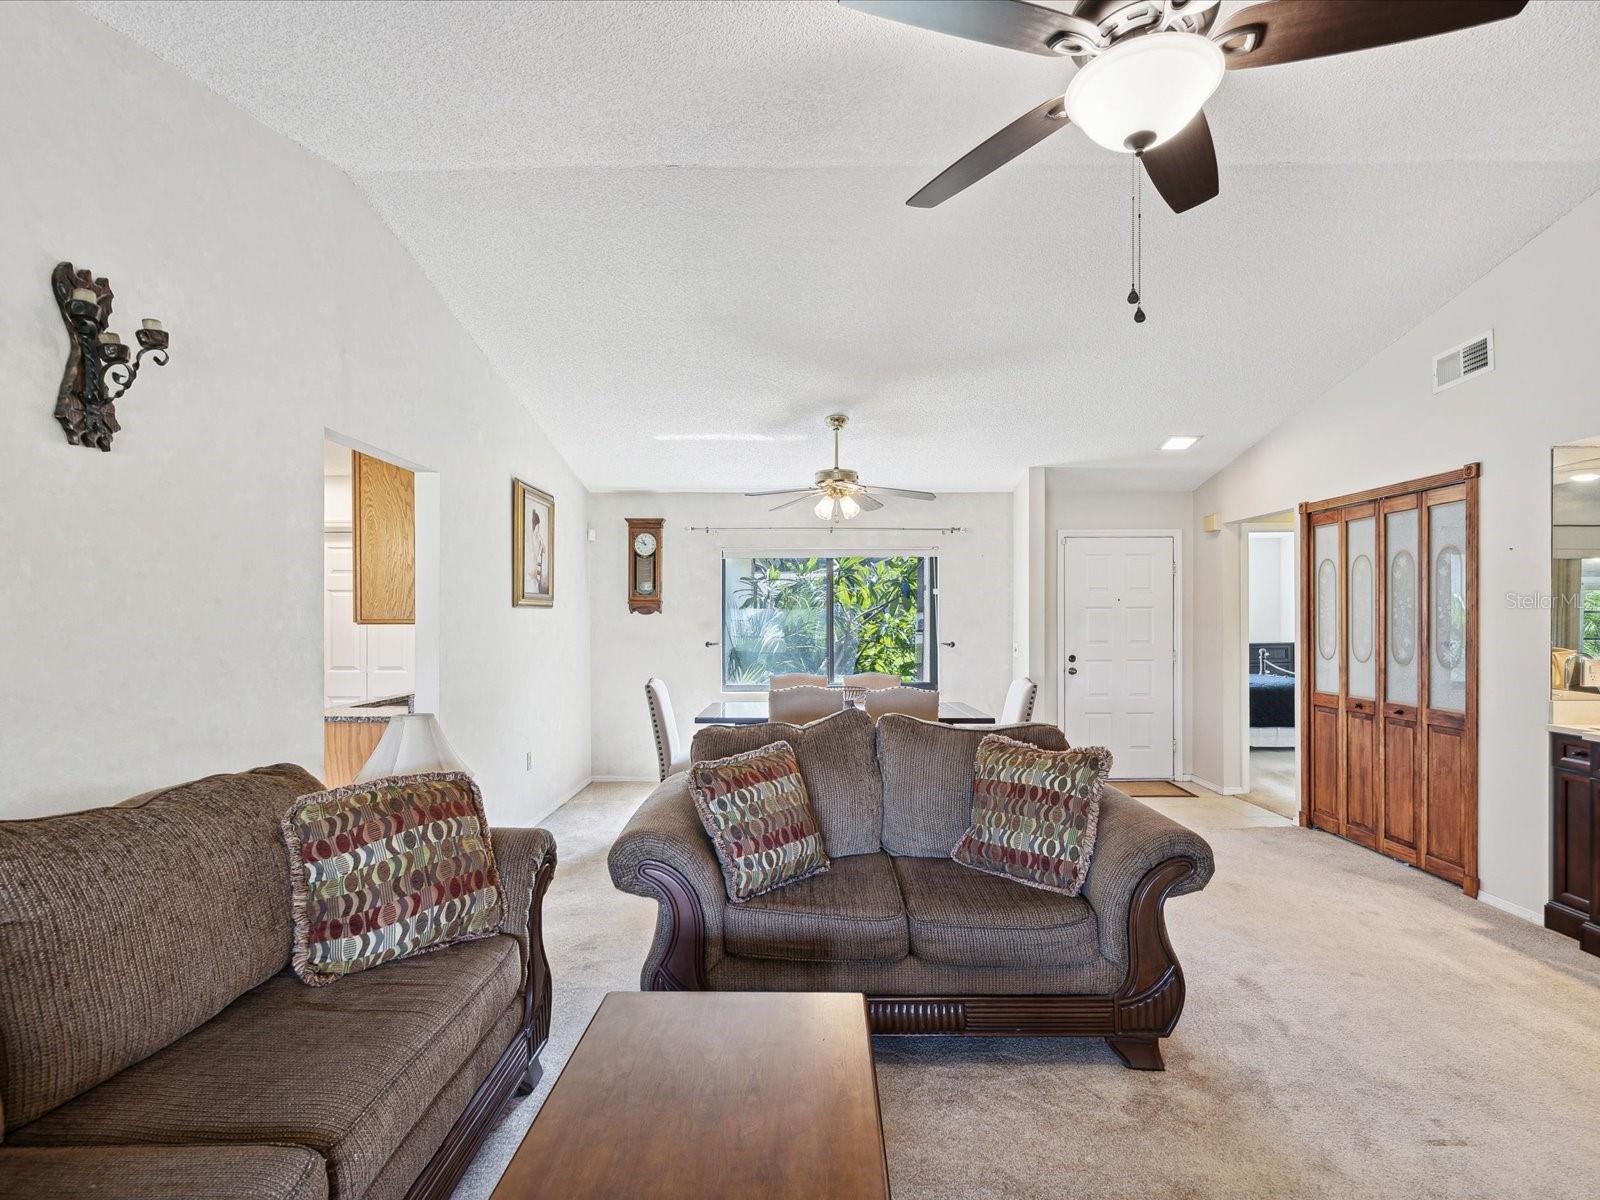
[1060,534,1177,779]
[324,531,366,707]
[324,530,415,707]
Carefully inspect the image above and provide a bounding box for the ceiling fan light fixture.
[814,490,862,521]
[1064,32,1224,154]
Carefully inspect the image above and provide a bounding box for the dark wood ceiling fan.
[841,0,1530,214]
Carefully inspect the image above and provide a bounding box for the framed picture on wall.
[512,479,555,607]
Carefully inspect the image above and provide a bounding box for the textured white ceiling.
[78,1,1600,492]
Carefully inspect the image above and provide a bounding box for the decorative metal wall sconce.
[51,262,171,451]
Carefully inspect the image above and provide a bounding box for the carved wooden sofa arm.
[490,826,558,1092]
[608,774,730,989]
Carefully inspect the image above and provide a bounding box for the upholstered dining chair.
[843,672,901,690]
[769,685,846,725]
[769,672,828,690]
[863,686,939,721]
[645,677,687,781]
[998,678,1038,724]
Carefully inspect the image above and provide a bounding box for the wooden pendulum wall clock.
[627,518,664,614]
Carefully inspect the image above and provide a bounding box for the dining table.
[694,699,993,725]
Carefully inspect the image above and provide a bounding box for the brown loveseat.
[0,764,556,1200]
[609,709,1214,1069]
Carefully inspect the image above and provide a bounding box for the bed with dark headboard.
[1248,642,1296,745]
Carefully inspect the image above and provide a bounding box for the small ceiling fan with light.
[745,414,937,521]
[842,0,1528,317]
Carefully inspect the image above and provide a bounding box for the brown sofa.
[0,764,556,1200]
[609,709,1214,1069]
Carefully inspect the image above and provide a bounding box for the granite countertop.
[324,694,414,723]
[1548,723,1600,741]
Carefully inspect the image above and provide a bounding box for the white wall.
[1248,532,1296,643]
[587,491,1015,780]
[0,2,591,824]
[1013,468,1052,718]
[1011,475,1031,681]
[1190,188,1600,916]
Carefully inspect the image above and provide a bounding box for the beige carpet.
[455,782,1600,1200]
[1243,747,1300,820]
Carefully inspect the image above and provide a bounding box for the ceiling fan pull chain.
[1131,155,1146,324]
[1127,154,1140,307]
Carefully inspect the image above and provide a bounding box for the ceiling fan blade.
[908,95,1071,208]
[839,0,1090,57]
[868,486,938,501]
[1214,0,1528,70]
[1140,111,1218,214]
[744,487,815,497]
[770,493,818,512]
[855,492,886,512]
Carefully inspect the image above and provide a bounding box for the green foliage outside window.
[723,555,931,687]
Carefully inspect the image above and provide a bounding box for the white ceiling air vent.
[1433,331,1494,394]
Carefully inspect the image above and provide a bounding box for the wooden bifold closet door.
[1300,465,1479,896]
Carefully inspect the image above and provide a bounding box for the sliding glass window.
[721,554,937,690]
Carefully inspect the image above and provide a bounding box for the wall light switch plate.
[587,527,596,542]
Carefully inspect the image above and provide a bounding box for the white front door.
[1059,534,1177,779]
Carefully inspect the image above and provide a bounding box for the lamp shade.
[354,713,471,783]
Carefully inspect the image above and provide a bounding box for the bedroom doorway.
[1243,520,1298,819]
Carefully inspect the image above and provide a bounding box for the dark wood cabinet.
[1547,732,1600,955]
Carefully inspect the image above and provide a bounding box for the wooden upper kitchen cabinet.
[353,451,415,624]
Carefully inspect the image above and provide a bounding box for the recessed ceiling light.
[1161,435,1201,452]
[1571,473,1600,483]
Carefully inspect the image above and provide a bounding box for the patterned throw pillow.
[280,771,504,986]
[689,741,830,903]
[950,735,1111,896]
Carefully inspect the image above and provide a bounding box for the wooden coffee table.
[491,991,891,1199]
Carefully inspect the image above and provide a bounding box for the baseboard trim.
[1477,891,1540,925]
[1183,774,1245,797]
[589,774,657,784]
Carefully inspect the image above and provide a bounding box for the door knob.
[940,640,956,648]
[1067,654,1077,662]
[1067,667,1078,676]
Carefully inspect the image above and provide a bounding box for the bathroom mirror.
[1552,440,1600,696]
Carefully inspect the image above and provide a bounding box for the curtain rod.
[685,525,969,535]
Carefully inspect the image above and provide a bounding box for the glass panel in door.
[1314,522,1339,694]
[1385,508,1419,706]
[1346,516,1376,700]
[1429,501,1469,712]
